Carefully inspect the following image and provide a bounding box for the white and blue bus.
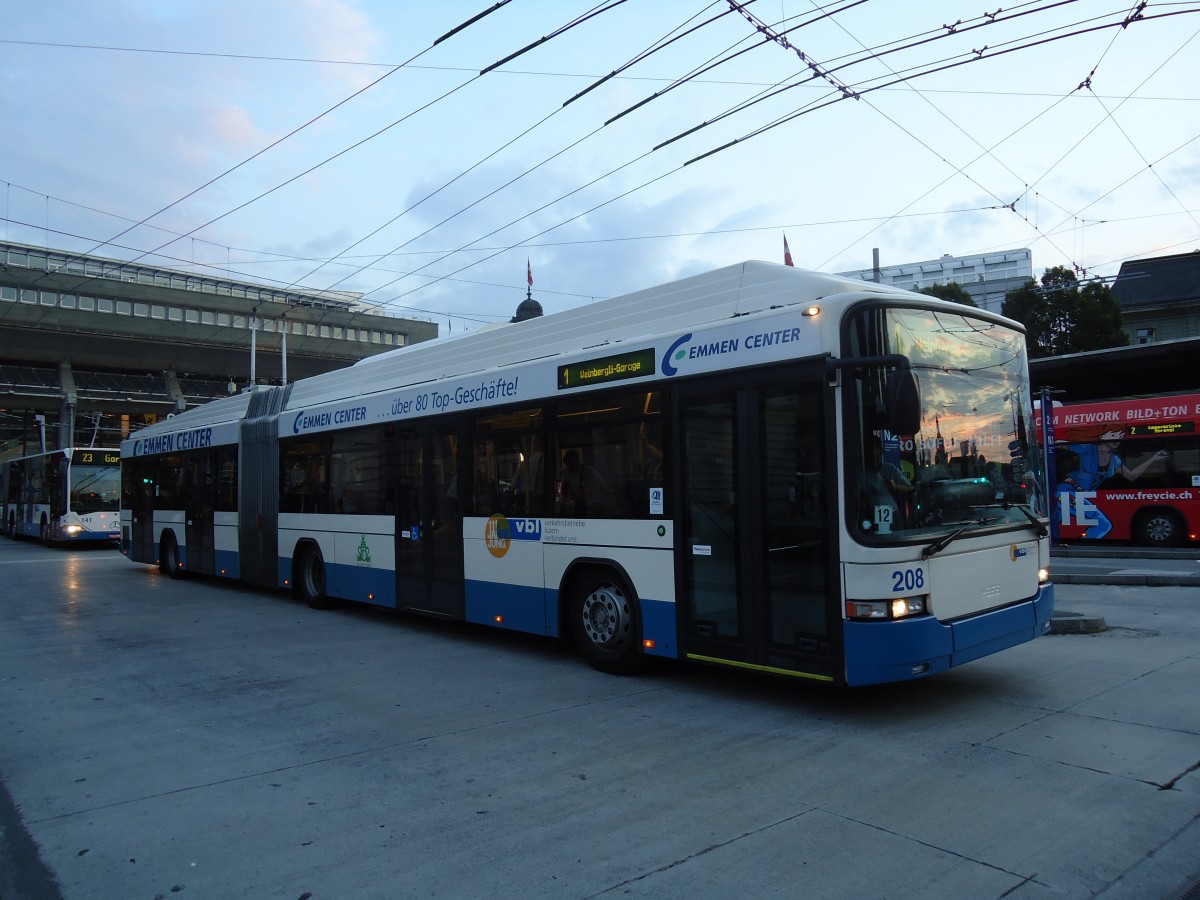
[119,262,1053,686]
[2,447,122,543]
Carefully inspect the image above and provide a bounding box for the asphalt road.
[1,538,1198,900]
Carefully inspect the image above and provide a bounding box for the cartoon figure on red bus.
[1057,428,1169,538]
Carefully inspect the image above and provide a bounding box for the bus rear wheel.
[1134,509,1183,547]
[159,533,184,578]
[570,569,642,675]
[296,545,332,610]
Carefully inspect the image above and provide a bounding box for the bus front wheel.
[569,569,642,676]
[1134,509,1183,548]
[296,545,332,610]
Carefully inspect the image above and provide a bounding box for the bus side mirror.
[886,367,921,435]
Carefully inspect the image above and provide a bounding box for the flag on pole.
[783,234,795,267]
[527,258,533,288]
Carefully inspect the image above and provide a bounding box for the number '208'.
[892,568,925,591]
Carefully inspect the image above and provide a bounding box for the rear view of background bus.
[1050,393,1200,546]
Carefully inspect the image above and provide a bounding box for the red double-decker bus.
[1047,393,1200,547]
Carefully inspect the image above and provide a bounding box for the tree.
[919,282,977,307]
[1001,265,1129,358]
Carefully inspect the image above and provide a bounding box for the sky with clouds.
[4,1,1199,332]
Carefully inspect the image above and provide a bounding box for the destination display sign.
[1127,421,1194,436]
[71,449,121,465]
[557,348,655,390]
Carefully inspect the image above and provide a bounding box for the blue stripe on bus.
[640,598,677,658]
[274,557,396,607]
[465,579,548,634]
[843,584,1055,686]
[326,562,396,607]
[464,581,677,658]
[214,550,239,579]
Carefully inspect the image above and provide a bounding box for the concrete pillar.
[57,359,77,449]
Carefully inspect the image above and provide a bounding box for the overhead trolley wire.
[682,5,1200,169]
[296,2,742,312]
[282,1,662,304]
[25,0,516,296]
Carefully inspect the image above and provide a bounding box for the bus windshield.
[71,464,121,513]
[845,305,1046,543]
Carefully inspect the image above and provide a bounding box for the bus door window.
[761,389,828,643]
[186,454,216,514]
[50,454,68,518]
[156,454,185,509]
[395,429,422,528]
[681,394,739,640]
[432,429,458,530]
[216,447,238,512]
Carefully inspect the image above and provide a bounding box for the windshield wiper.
[921,515,1006,560]
[1004,502,1048,538]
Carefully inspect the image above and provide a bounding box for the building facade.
[0,241,438,454]
[1110,250,1200,345]
[837,248,1033,313]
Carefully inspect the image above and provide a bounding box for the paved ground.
[0,538,1198,900]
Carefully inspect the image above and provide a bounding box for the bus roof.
[284,261,896,412]
[123,261,906,446]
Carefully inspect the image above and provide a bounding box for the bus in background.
[2,447,122,543]
[120,261,1053,687]
[1048,393,1200,547]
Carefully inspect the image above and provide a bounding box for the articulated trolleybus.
[2,447,122,543]
[120,262,1053,686]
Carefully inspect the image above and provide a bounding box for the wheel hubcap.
[581,585,629,649]
[1147,516,1173,542]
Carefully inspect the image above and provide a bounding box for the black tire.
[1134,509,1183,548]
[159,532,184,578]
[296,544,333,610]
[569,569,642,675]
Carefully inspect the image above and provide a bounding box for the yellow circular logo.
[485,513,511,558]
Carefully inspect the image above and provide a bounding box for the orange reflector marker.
[368,593,374,600]
[495,615,503,623]
[283,579,290,586]
[643,639,656,649]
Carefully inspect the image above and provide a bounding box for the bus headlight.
[892,596,925,618]
[64,525,82,535]
[846,596,927,620]
[1038,567,1050,584]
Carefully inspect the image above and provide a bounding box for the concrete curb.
[1054,573,1200,587]
[1050,545,1199,561]
[1049,610,1107,634]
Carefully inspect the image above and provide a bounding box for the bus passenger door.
[678,374,834,680]
[185,451,217,574]
[395,424,464,618]
[128,460,156,562]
